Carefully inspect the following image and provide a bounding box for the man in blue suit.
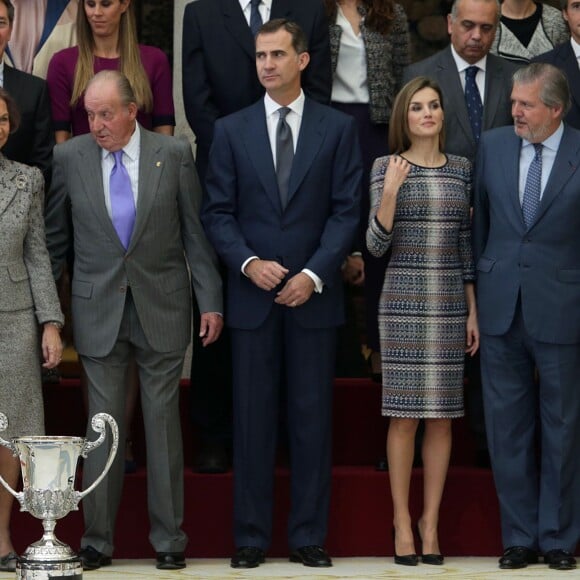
[533,0,580,130]
[473,62,580,571]
[202,18,361,569]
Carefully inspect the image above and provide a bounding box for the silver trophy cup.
[0,412,118,579]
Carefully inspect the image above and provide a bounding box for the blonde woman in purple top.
[46,0,174,143]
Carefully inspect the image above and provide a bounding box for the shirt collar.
[239,0,272,11]
[264,89,305,119]
[522,121,564,152]
[450,44,488,73]
[101,123,141,161]
[0,60,4,86]
[570,37,580,60]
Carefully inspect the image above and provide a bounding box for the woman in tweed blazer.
[324,0,409,380]
[0,88,63,572]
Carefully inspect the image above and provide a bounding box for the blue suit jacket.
[202,97,362,330]
[533,41,580,130]
[473,124,580,344]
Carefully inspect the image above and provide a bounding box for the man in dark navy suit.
[182,0,332,473]
[202,19,361,569]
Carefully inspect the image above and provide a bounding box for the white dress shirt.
[238,0,271,26]
[518,122,563,205]
[101,123,140,219]
[242,91,323,292]
[450,44,487,105]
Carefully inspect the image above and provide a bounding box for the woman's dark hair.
[0,88,21,134]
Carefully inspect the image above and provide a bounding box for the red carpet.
[10,379,502,558]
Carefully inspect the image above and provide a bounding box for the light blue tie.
[522,143,543,228]
[464,66,483,143]
[110,150,136,249]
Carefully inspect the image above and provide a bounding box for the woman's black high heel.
[415,524,444,565]
[392,528,418,566]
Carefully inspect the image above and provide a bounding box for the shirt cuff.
[241,256,259,276]
[302,268,323,293]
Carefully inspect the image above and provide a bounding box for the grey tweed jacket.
[329,2,410,124]
[0,154,63,323]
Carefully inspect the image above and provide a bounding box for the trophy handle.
[78,413,119,500]
[0,413,24,501]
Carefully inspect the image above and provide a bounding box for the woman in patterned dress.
[366,77,479,566]
[0,88,64,572]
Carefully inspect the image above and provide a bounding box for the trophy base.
[16,558,83,580]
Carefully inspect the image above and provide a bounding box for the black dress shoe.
[78,546,112,570]
[156,552,186,570]
[0,552,19,572]
[290,545,332,567]
[499,546,538,569]
[422,553,444,565]
[544,549,577,570]
[375,456,388,471]
[194,441,230,474]
[415,523,444,565]
[230,546,265,568]
[392,527,418,566]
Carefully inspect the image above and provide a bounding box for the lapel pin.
[156,161,162,167]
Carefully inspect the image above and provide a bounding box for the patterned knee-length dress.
[366,154,475,418]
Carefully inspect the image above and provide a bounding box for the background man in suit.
[403,0,516,162]
[202,19,361,569]
[45,70,223,571]
[473,63,580,572]
[403,0,518,467]
[0,0,53,187]
[533,0,580,129]
[182,0,332,473]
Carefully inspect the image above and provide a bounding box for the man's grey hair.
[86,69,137,108]
[512,62,571,119]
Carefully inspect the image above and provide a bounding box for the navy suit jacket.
[403,46,518,162]
[3,65,54,188]
[533,41,580,130]
[182,0,332,182]
[202,97,362,330]
[473,124,580,344]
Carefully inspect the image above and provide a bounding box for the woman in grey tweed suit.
[0,88,63,572]
[325,0,409,378]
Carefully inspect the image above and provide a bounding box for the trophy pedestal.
[16,531,83,580]
[17,559,82,580]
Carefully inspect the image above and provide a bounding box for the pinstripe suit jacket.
[45,127,222,357]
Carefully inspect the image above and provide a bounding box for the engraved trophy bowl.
[0,412,118,579]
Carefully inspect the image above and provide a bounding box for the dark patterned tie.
[276,107,293,210]
[464,66,483,143]
[249,0,262,36]
[110,150,136,249]
[522,143,543,228]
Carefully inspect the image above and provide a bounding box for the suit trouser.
[480,304,580,553]
[80,291,188,555]
[231,304,336,551]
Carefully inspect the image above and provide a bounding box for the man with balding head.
[46,69,223,571]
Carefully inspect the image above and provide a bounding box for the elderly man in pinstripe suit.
[45,70,223,571]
